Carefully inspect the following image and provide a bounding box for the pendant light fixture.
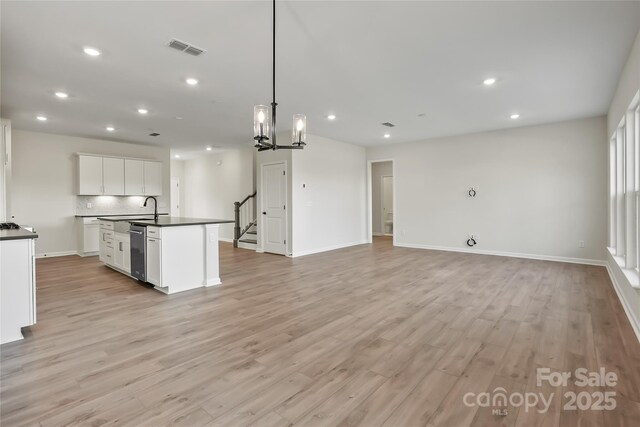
[254,0,307,151]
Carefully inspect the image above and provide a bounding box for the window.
[609,90,640,274]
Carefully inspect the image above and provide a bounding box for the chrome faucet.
[143,196,159,222]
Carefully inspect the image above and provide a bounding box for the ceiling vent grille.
[167,39,206,56]
[382,122,395,127]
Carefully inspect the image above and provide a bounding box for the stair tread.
[246,230,257,235]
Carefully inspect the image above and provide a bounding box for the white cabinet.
[78,155,104,195]
[79,155,163,196]
[146,235,162,286]
[114,232,131,274]
[144,161,162,196]
[98,221,115,265]
[1,238,36,344]
[103,158,125,195]
[125,159,144,195]
[78,217,100,256]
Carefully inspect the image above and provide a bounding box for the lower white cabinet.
[0,238,36,344]
[146,235,162,286]
[98,222,115,265]
[78,218,100,256]
[114,232,131,274]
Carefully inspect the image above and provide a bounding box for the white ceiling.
[2,1,639,153]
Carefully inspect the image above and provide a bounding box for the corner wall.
[367,116,608,264]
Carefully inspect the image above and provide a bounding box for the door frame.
[259,160,288,255]
[170,177,180,217]
[367,159,395,245]
[381,175,393,236]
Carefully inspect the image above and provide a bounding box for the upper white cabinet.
[78,155,104,195]
[144,161,162,196]
[78,155,162,196]
[103,158,125,195]
[124,159,144,195]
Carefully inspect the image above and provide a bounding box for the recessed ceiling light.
[83,47,101,56]
[483,78,497,86]
[138,108,148,114]
[175,116,183,120]
[36,116,47,121]
[185,78,198,86]
[383,133,390,138]
[327,114,336,120]
[106,126,115,132]
[174,154,180,158]
[206,146,212,151]
[55,92,69,99]
[510,113,520,119]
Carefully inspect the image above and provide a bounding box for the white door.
[144,161,163,196]
[170,177,180,217]
[382,175,393,235]
[124,159,144,195]
[261,162,287,255]
[146,237,162,286]
[103,158,125,195]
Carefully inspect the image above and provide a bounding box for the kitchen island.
[98,217,234,294]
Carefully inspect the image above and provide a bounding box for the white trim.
[394,242,607,266]
[291,240,369,258]
[260,160,288,255]
[204,278,221,287]
[372,232,384,236]
[605,262,640,343]
[218,237,233,243]
[36,250,78,259]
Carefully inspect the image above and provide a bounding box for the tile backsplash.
[76,196,168,216]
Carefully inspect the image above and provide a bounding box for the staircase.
[234,191,257,250]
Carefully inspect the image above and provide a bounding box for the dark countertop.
[76,213,169,218]
[97,215,162,222]
[0,228,38,241]
[128,217,235,227]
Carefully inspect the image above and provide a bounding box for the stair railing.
[234,191,257,247]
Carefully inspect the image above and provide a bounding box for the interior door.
[382,175,393,235]
[170,177,180,216]
[262,162,286,255]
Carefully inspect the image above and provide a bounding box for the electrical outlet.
[579,240,585,248]
[86,202,92,209]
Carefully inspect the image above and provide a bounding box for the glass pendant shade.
[253,105,270,140]
[292,114,307,146]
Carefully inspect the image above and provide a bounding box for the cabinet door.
[125,159,144,195]
[78,155,103,195]
[146,237,162,286]
[83,224,100,253]
[114,237,124,270]
[103,158,125,195]
[143,161,162,196]
[123,240,131,273]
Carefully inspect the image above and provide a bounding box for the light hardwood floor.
[1,237,639,426]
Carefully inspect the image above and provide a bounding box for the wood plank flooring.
[1,237,639,426]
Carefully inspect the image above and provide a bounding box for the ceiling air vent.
[382,122,395,127]
[149,132,160,137]
[167,38,206,56]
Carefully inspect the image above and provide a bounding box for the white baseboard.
[605,263,640,343]
[218,237,233,243]
[372,232,384,236]
[36,250,78,259]
[394,242,607,266]
[291,240,369,258]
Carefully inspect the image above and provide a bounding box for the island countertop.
[126,217,235,227]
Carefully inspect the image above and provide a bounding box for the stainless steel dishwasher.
[129,225,147,282]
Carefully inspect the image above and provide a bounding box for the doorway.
[261,161,287,255]
[170,177,180,217]
[369,160,394,240]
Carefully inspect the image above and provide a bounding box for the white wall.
[11,130,171,256]
[606,29,640,340]
[367,116,607,263]
[291,134,367,257]
[180,148,254,241]
[371,161,393,235]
